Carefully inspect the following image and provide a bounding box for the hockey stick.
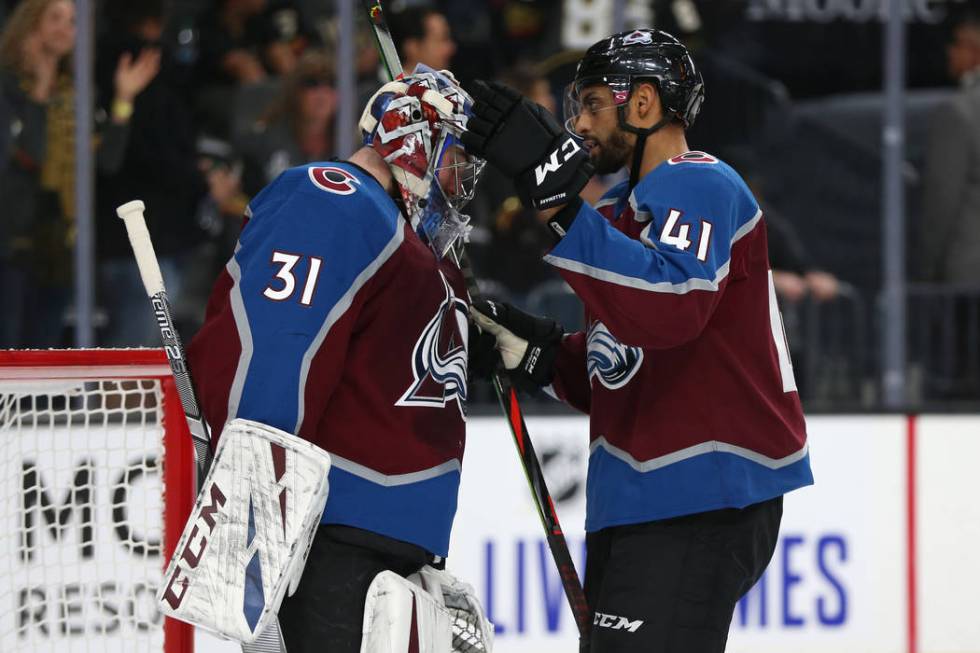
[116,200,287,653]
[360,3,592,646]
[116,200,213,486]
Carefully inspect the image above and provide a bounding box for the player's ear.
[632,81,662,126]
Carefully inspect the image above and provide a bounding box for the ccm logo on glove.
[535,137,583,185]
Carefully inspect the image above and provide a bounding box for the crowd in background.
[0,0,978,408]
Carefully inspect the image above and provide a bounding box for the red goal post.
[0,349,195,652]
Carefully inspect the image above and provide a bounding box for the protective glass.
[415,180,472,260]
[562,79,631,137]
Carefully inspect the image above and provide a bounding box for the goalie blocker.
[157,419,331,643]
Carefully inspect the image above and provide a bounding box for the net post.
[162,376,195,653]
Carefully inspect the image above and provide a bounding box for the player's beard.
[590,128,632,175]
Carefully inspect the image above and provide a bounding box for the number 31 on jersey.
[263,251,323,306]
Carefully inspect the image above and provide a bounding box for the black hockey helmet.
[563,29,704,189]
[565,29,704,131]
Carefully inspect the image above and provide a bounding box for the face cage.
[435,153,486,211]
[407,133,486,259]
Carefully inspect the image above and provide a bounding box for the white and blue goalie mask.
[359,64,486,258]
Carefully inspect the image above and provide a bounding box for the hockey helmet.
[563,28,705,137]
[360,65,485,258]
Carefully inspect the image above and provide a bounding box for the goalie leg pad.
[412,567,495,653]
[360,567,494,653]
[360,571,453,653]
[157,418,331,643]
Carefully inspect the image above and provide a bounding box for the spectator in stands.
[768,213,841,303]
[96,0,242,346]
[0,0,156,347]
[196,0,318,87]
[388,6,456,74]
[919,7,980,284]
[917,6,980,399]
[236,51,337,197]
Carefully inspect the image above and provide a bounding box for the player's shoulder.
[655,151,740,188]
[639,151,758,221]
[248,161,399,232]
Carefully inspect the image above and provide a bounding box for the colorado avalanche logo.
[396,272,469,417]
[623,30,653,46]
[309,166,361,195]
[587,321,643,390]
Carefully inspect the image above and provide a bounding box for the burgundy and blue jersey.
[545,151,813,532]
[187,162,470,556]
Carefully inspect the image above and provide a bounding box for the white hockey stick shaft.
[116,200,213,483]
[117,200,287,653]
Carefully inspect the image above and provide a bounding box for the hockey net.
[0,349,194,653]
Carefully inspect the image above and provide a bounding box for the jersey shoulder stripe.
[545,154,763,294]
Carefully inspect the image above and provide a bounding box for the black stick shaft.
[358,4,591,641]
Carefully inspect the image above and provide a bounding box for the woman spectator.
[0,0,158,347]
[236,51,336,196]
[96,0,244,346]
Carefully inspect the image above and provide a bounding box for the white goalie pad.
[361,566,494,653]
[157,418,331,643]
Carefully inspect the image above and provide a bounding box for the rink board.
[194,414,979,652]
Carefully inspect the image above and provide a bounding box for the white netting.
[448,601,491,653]
[0,378,168,652]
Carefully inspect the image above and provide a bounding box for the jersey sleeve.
[544,165,761,349]
[225,164,403,437]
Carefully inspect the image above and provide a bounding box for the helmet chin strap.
[616,104,673,191]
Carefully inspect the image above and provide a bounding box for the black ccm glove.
[462,80,593,211]
[469,299,564,393]
[468,321,501,382]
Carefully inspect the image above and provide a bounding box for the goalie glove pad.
[469,299,563,393]
[462,80,594,210]
[157,419,331,643]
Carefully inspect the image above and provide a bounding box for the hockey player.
[186,67,493,652]
[464,30,813,652]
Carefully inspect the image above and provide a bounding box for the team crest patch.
[309,166,361,195]
[396,272,469,417]
[668,151,719,165]
[587,321,643,390]
[623,30,653,46]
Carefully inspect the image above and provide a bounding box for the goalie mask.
[360,65,486,259]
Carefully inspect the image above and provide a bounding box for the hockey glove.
[462,80,594,211]
[469,299,564,393]
[468,321,501,381]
